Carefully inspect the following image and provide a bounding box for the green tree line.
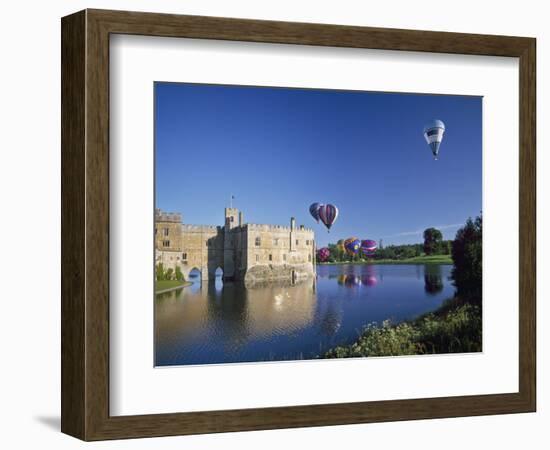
[321,235,452,263]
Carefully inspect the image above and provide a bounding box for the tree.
[175,265,185,281]
[155,263,165,281]
[423,227,443,255]
[451,215,482,298]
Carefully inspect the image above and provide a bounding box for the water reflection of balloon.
[344,237,360,255]
[361,265,378,287]
[423,119,446,160]
[362,275,378,287]
[318,204,339,232]
[309,202,323,223]
[344,275,361,287]
[317,247,330,263]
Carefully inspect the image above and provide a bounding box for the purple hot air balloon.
[361,239,377,256]
[344,237,361,256]
[318,204,339,232]
[309,202,323,223]
[317,247,330,263]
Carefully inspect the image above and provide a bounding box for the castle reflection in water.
[155,263,453,366]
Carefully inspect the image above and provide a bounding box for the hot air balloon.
[344,237,361,256]
[309,203,323,223]
[423,119,446,160]
[318,204,339,232]
[361,239,377,256]
[317,247,330,263]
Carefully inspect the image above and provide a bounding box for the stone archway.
[186,267,204,282]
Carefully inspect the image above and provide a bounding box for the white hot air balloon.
[423,119,446,160]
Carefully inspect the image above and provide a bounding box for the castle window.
[296,239,299,246]
[163,228,169,236]
[255,236,261,246]
[306,240,310,246]
[308,254,312,262]
[256,254,259,262]
[182,253,187,261]
[283,254,287,261]
[273,238,279,246]
[269,254,272,261]
[230,216,234,222]
[162,240,170,247]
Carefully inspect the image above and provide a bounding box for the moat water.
[155,264,454,366]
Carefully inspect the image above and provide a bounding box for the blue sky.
[155,83,482,247]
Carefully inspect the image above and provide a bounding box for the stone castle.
[155,207,316,284]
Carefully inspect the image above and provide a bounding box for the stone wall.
[155,208,315,283]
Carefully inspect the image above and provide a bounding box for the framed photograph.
[61,9,536,440]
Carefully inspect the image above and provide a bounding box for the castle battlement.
[155,209,182,223]
[181,224,222,232]
[246,223,314,233]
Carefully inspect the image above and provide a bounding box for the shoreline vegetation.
[155,279,192,294]
[322,215,483,358]
[323,297,481,358]
[318,255,452,265]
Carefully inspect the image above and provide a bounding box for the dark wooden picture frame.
[61,9,536,441]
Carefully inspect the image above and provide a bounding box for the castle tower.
[223,207,239,280]
[290,217,296,252]
[225,208,239,230]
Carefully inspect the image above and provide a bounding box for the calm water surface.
[155,264,454,366]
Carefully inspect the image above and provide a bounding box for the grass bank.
[323,296,481,358]
[319,255,452,265]
[155,280,192,293]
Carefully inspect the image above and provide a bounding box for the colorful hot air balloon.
[318,204,339,232]
[423,119,446,160]
[309,202,323,223]
[361,239,377,256]
[317,247,330,263]
[344,237,361,256]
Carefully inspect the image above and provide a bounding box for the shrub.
[324,301,481,358]
[155,263,165,281]
[165,268,174,280]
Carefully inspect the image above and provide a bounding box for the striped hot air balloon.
[309,202,323,223]
[423,119,446,160]
[318,204,339,232]
[361,239,377,256]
